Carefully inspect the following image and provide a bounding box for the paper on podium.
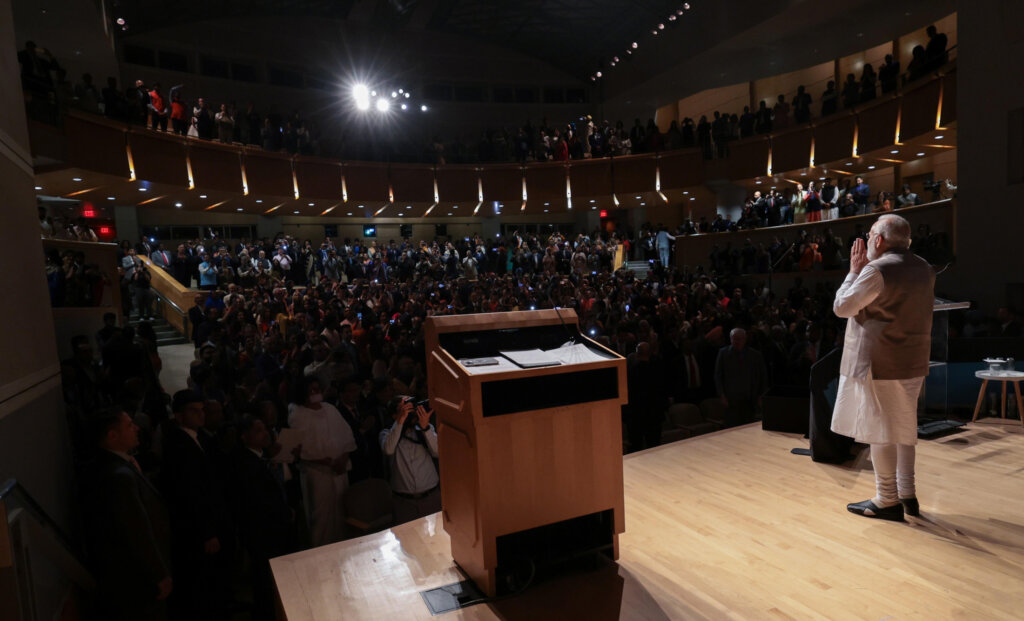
[272,428,302,463]
[552,342,616,364]
[499,349,562,368]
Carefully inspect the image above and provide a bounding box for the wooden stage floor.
[271,420,1024,620]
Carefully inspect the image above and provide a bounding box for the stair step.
[156,336,188,346]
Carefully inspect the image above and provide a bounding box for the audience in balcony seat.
[820,81,839,117]
[879,54,900,94]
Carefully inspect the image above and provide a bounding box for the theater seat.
[344,479,394,535]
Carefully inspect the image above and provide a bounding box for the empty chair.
[699,398,728,427]
[344,479,394,535]
[670,403,721,437]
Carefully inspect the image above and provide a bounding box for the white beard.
[866,243,880,262]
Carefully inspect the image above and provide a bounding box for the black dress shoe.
[847,499,905,522]
[900,497,920,517]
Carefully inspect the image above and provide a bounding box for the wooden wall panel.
[855,99,899,155]
[727,137,769,180]
[525,162,566,202]
[480,165,523,201]
[770,128,813,174]
[436,167,479,203]
[612,155,656,194]
[569,159,612,197]
[812,114,856,165]
[899,79,941,141]
[391,165,435,204]
[657,150,703,188]
[65,116,126,177]
[188,142,242,193]
[129,132,188,187]
[244,151,294,197]
[295,158,342,200]
[344,163,389,203]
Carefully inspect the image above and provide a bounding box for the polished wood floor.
[271,419,1024,620]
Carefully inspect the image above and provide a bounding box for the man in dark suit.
[83,409,172,621]
[161,390,231,619]
[714,328,768,427]
[232,415,295,621]
[135,238,153,257]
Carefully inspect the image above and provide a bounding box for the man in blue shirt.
[853,176,871,216]
[655,226,676,270]
[198,253,218,290]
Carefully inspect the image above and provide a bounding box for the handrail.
[0,479,89,574]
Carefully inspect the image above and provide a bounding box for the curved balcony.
[30,70,955,220]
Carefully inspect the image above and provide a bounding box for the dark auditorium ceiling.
[113,0,697,78]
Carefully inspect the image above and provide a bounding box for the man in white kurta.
[831,214,935,521]
[289,388,357,546]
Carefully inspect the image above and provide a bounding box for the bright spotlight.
[353,84,369,99]
[391,91,397,98]
[404,92,410,98]
[401,103,408,110]
[376,98,390,112]
[596,71,602,78]
[398,88,404,94]
[420,104,428,112]
[356,98,371,111]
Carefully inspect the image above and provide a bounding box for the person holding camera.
[380,397,440,525]
[133,261,154,320]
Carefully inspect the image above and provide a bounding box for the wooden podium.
[424,309,627,597]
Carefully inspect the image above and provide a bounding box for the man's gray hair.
[730,328,747,339]
[875,214,912,249]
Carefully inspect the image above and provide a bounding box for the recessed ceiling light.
[755,180,762,184]
[689,197,695,201]
[916,152,925,157]
[934,135,944,140]
[589,199,595,203]
[544,209,549,213]
[890,150,899,154]
[635,196,641,199]
[347,212,353,216]
[34,186,42,190]
[453,205,458,209]
[801,172,807,175]
[199,194,207,199]
[867,165,876,170]
[406,205,411,209]
[682,191,689,195]
[139,187,148,192]
[108,196,116,201]
[399,213,404,217]
[308,202,314,206]
[544,202,550,206]
[72,177,82,182]
[447,213,452,216]
[819,177,825,180]
[358,205,364,208]
[174,202,183,207]
[293,210,300,214]
[845,162,853,166]
[236,207,243,211]
[255,199,262,203]
[640,202,646,206]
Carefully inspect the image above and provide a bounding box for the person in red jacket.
[169,84,187,135]
[148,83,168,132]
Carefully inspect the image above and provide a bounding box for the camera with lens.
[404,397,431,409]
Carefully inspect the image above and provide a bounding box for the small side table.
[972,370,1024,427]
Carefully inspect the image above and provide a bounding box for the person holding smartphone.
[380,397,439,525]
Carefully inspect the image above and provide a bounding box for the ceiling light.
[589,199,596,203]
[174,202,182,207]
[376,98,390,112]
[658,23,665,29]
[420,104,428,112]
[544,209,549,213]
[652,30,658,35]
[632,42,638,49]
[635,195,641,199]
[138,187,147,192]
[916,152,926,157]
[399,213,404,216]
[613,56,620,63]
[236,207,243,211]
[689,197,695,201]
[398,88,404,94]
[308,202,314,206]
[867,165,876,170]
[404,92,410,98]
[72,177,82,182]
[347,212,353,216]
[391,91,397,98]
[34,186,42,190]
[890,150,899,154]
[640,202,646,206]
[669,15,677,21]
[684,2,690,9]
[356,99,371,111]
[845,162,853,166]
[755,180,762,184]
[544,202,550,206]
[358,205,364,208]
[255,199,262,203]
[401,104,407,110]
[199,194,207,199]
[682,191,689,195]
[293,210,300,214]
[596,71,602,78]
[934,135,944,140]
[406,205,411,209]
[108,196,116,201]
